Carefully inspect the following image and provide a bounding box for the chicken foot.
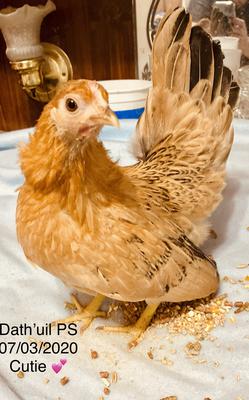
[53,293,106,333]
[97,303,159,349]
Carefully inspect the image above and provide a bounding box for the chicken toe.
[52,294,106,333]
[97,303,159,349]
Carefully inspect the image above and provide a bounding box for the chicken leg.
[53,294,106,333]
[97,303,159,349]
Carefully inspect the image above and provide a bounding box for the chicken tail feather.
[133,8,238,161]
[152,8,191,92]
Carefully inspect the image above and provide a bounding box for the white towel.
[0,119,248,400]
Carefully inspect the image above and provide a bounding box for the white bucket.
[214,36,239,49]
[98,79,151,118]
[213,37,241,79]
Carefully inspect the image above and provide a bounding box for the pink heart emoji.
[52,363,62,374]
[60,359,67,365]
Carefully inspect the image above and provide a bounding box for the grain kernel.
[234,301,244,307]
[160,397,177,400]
[111,371,118,383]
[99,371,109,379]
[60,376,69,385]
[90,350,98,359]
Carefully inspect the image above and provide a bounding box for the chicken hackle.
[16,8,238,348]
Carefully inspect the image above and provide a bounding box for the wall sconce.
[0,0,73,102]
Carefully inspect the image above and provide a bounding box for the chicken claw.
[97,303,159,349]
[52,294,106,333]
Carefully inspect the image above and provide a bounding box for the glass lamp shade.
[0,0,56,62]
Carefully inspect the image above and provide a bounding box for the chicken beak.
[90,107,120,128]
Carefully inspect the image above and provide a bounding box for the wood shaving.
[119,294,231,340]
[99,371,109,379]
[111,371,118,383]
[147,349,154,359]
[103,387,110,395]
[234,302,249,314]
[17,371,24,379]
[234,301,244,307]
[208,335,217,342]
[184,341,202,356]
[213,361,220,368]
[90,350,98,359]
[161,357,174,366]
[236,264,249,269]
[224,301,233,307]
[193,358,207,364]
[228,316,236,323]
[223,275,249,290]
[60,376,69,386]
[160,397,177,400]
[223,276,238,284]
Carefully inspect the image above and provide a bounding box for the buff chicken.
[16,8,239,348]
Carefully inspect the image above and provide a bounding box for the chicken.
[16,8,239,348]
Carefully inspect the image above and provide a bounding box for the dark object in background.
[188,0,216,22]
[213,0,236,17]
[0,0,137,131]
[236,0,249,33]
[210,7,234,36]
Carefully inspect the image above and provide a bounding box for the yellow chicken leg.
[53,294,106,333]
[97,303,159,349]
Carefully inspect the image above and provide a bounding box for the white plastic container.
[98,79,151,118]
[214,36,241,80]
[214,36,239,49]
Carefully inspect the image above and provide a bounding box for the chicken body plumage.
[17,9,238,308]
[17,124,218,303]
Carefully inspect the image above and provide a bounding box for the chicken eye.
[66,98,78,112]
